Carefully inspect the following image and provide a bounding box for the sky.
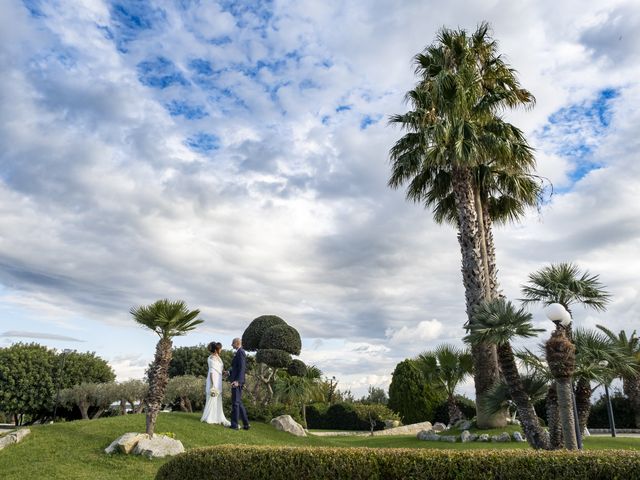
[1,0,639,399]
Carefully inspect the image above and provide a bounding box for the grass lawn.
[1,413,639,480]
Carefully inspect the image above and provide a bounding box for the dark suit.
[229,347,249,429]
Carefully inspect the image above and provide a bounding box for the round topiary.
[242,315,287,352]
[259,324,302,355]
[287,359,307,377]
[255,349,292,369]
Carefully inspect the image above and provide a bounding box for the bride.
[200,341,230,426]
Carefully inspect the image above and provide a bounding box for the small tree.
[115,379,147,414]
[388,359,441,424]
[130,299,203,436]
[359,386,388,405]
[164,375,205,412]
[59,382,118,419]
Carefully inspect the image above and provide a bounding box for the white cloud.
[385,320,444,345]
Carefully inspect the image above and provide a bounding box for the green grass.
[1,413,638,480]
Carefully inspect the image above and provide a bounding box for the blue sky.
[1,0,640,396]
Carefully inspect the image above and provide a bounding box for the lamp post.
[598,360,616,438]
[545,303,583,450]
[52,348,72,423]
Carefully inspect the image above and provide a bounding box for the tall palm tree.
[597,325,640,427]
[274,367,324,427]
[417,344,473,425]
[130,299,203,436]
[464,298,549,449]
[389,23,536,427]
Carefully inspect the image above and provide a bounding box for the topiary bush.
[388,359,443,424]
[286,359,307,377]
[304,402,398,431]
[255,349,292,369]
[242,315,287,352]
[157,446,640,480]
[259,324,302,355]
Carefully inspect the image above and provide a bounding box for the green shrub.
[305,402,330,429]
[255,349,291,369]
[588,392,636,428]
[305,402,398,431]
[432,395,476,424]
[388,359,443,424]
[243,401,303,425]
[157,446,640,480]
[287,359,307,377]
[242,316,287,351]
[259,324,302,355]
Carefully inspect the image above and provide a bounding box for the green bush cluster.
[157,446,640,480]
[432,395,476,424]
[388,359,443,424]
[286,359,307,377]
[258,324,302,355]
[243,401,304,425]
[305,402,398,431]
[588,392,636,428]
[242,315,287,351]
[255,349,291,369]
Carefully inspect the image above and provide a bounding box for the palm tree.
[596,325,640,427]
[464,298,549,449]
[274,366,324,427]
[389,23,536,427]
[130,299,203,436]
[417,344,473,425]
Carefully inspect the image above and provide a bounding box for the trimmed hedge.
[305,402,398,431]
[255,349,292,369]
[157,446,640,480]
[259,324,302,355]
[287,359,307,377]
[242,315,287,351]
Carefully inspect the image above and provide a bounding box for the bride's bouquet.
[210,388,219,398]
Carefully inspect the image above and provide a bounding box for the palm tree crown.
[130,299,203,339]
[418,344,473,398]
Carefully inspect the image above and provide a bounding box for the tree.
[0,343,56,425]
[388,359,442,424]
[164,375,205,412]
[417,344,473,425]
[59,382,118,419]
[359,386,388,405]
[465,299,550,449]
[596,325,640,427]
[389,23,536,427]
[58,351,115,388]
[130,299,203,436]
[274,366,324,427]
[115,379,147,414]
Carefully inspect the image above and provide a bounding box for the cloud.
[0,331,85,342]
[385,320,444,345]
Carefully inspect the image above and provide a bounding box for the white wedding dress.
[200,355,230,426]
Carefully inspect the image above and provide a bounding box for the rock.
[512,431,526,442]
[478,434,490,442]
[373,421,432,436]
[105,432,149,455]
[440,435,457,443]
[0,429,31,451]
[384,419,401,429]
[417,430,440,441]
[133,435,185,459]
[454,419,473,431]
[432,422,447,432]
[491,432,511,442]
[271,415,307,437]
[460,430,478,443]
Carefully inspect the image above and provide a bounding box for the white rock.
[133,435,185,458]
[374,421,432,436]
[271,415,307,437]
[432,422,447,432]
[440,435,457,443]
[0,429,30,451]
[492,432,511,442]
[478,433,490,442]
[512,431,526,442]
[460,430,478,443]
[454,419,473,431]
[105,432,149,455]
[417,430,440,441]
[384,419,401,429]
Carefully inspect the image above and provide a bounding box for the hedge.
[305,402,398,431]
[242,315,287,351]
[259,324,302,355]
[156,446,640,480]
[255,349,292,369]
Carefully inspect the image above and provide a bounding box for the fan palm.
[596,325,640,427]
[389,23,536,427]
[274,367,324,427]
[417,344,473,425]
[130,299,203,436]
[464,298,549,449]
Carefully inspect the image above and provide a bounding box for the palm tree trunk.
[556,378,578,449]
[575,376,592,434]
[145,337,173,437]
[623,376,640,428]
[474,187,491,298]
[481,199,500,298]
[546,383,563,449]
[451,167,503,428]
[496,343,550,449]
[447,395,463,425]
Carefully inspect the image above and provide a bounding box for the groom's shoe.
[243,425,250,431]
[228,425,241,431]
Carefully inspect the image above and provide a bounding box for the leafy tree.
[58,351,115,388]
[417,344,473,424]
[242,315,287,351]
[0,343,56,425]
[164,375,205,412]
[389,23,536,427]
[115,379,147,414]
[130,299,203,436]
[359,386,388,405]
[274,367,323,427]
[465,299,550,449]
[59,382,118,419]
[388,359,442,424]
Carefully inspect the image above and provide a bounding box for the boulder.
[0,429,30,451]
[491,432,511,442]
[105,432,149,455]
[374,421,432,436]
[440,435,457,443]
[133,435,185,459]
[417,430,440,441]
[454,419,473,431]
[512,431,526,442]
[477,433,490,442]
[432,422,447,432]
[271,415,307,437]
[460,430,477,443]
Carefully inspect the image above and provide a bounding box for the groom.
[228,337,250,430]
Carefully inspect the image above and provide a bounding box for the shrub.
[287,359,307,377]
[243,401,303,424]
[305,402,398,430]
[432,395,476,424]
[255,349,292,369]
[157,446,640,480]
[259,324,302,355]
[242,315,287,351]
[388,359,443,424]
[588,392,636,428]
[305,402,330,429]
